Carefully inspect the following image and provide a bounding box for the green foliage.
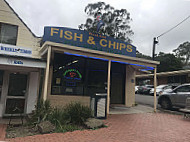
[155,52,183,72]
[79,2,133,43]
[48,108,68,128]
[28,100,52,125]
[28,101,93,133]
[54,124,82,133]
[48,108,83,132]
[136,50,183,73]
[136,50,152,60]
[173,41,190,66]
[64,102,93,126]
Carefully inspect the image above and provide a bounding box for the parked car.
[150,84,175,96]
[161,84,179,95]
[135,86,139,94]
[137,85,154,94]
[158,84,190,109]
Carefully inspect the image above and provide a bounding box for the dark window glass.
[110,62,126,104]
[84,59,108,96]
[175,85,190,93]
[52,53,85,95]
[8,73,27,96]
[168,75,187,84]
[0,23,18,45]
[51,53,108,96]
[5,98,25,114]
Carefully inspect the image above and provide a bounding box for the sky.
[6,0,190,56]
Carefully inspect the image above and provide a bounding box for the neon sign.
[63,69,82,80]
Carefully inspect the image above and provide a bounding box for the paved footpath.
[4,113,190,142]
[0,124,6,141]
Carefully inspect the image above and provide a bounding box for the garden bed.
[6,101,105,138]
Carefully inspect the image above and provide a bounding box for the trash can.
[90,93,107,119]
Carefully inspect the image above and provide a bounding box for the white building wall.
[0,0,43,117]
[0,0,41,58]
[26,72,40,114]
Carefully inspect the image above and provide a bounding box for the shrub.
[28,100,52,125]
[64,102,93,126]
[48,108,67,128]
[55,124,82,133]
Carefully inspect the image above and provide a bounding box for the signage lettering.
[14,60,23,64]
[43,27,136,57]
[0,45,32,54]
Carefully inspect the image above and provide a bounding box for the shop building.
[0,0,159,117]
[41,27,159,114]
[0,0,46,117]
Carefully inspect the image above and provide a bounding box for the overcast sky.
[6,0,190,56]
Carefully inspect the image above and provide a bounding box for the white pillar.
[125,65,135,107]
[107,60,111,115]
[27,72,39,113]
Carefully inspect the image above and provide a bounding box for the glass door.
[4,73,28,115]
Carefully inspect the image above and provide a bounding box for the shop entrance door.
[4,73,28,116]
[110,73,125,104]
[110,62,126,105]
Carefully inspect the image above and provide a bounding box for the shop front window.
[84,59,108,96]
[52,53,108,96]
[0,23,18,45]
[52,53,85,95]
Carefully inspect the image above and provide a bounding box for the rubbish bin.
[90,93,107,119]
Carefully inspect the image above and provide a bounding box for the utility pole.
[152,37,158,60]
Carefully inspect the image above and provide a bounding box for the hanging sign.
[43,26,136,57]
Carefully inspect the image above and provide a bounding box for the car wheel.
[160,98,172,110]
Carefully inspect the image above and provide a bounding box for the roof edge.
[136,69,190,78]
[42,41,160,67]
[4,0,41,38]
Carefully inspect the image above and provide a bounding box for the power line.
[157,15,190,38]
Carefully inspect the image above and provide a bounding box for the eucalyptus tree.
[79,2,134,43]
[173,41,190,66]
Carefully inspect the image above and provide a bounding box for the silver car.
[150,85,173,96]
[158,84,190,109]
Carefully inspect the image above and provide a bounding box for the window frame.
[51,52,108,96]
[175,85,190,93]
[0,22,18,45]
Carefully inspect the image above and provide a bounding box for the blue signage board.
[43,26,136,57]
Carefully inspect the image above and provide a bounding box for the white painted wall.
[0,0,41,58]
[26,72,39,114]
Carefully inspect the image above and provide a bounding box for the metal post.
[154,67,157,112]
[152,37,158,60]
[107,60,111,115]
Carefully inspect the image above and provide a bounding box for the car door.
[172,85,190,107]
